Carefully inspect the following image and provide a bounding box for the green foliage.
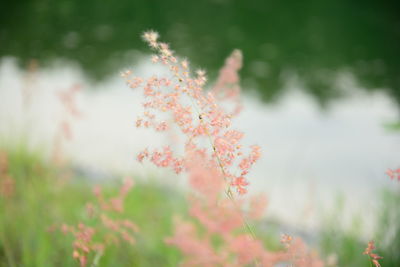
[319,191,400,267]
[375,189,400,266]
[1,144,399,266]
[0,145,185,267]
[319,194,368,266]
[384,121,400,132]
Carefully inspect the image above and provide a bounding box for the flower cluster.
[61,178,138,267]
[92,178,134,213]
[280,234,324,267]
[0,151,14,198]
[124,31,260,195]
[386,168,400,181]
[211,49,243,117]
[363,241,383,267]
[166,160,323,267]
[165,161,283,267]
[61,223,104,267]
[126,31,324,266]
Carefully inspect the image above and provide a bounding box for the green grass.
[319,191,400,267]
[0,144,186,267]
[1,143,399,266]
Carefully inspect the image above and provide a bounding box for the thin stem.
[0,216,16,267]
[199,113,258,240]
[91,250,103,267]
[225,188,257,240]
[190,98,259,266]
[147,42,260,265]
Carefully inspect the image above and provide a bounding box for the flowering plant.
[122,31,324,266]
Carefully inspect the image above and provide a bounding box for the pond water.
[1,0,400,108]
[0,57,398,235]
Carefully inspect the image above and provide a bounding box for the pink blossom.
[386,168,400,181]
[212,49,243,117]
[127,32,324,267]
[60,179,138,267]
[364,241,383,267]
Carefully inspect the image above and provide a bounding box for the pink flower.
[60,178,138,266]
[212,49,243,117]
[386,168,400,181]
[364,241,383,267]
[249,194,268,219]
[137,148,149,162]
[126,32,325,267]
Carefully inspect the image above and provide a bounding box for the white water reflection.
[0,57,399,235]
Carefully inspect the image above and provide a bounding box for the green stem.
[164,52,260,266]
[0,217,16,267]
[91,250,103,267]
[192,102,259,266]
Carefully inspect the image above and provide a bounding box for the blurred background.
[0,0,400,266]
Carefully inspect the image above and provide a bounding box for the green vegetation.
[0,144,185,267]
[319,190,400,266]
[1,143,399,266]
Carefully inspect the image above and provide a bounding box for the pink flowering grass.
[0,150,14,199]
[363,241,383,267]
[126,30,260,195]
[124,31,325,266]
[0,142,187,267]
[60,178,138,267]
[3,29,397,267]
[165,159,323,267]
[386,168,400,181]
